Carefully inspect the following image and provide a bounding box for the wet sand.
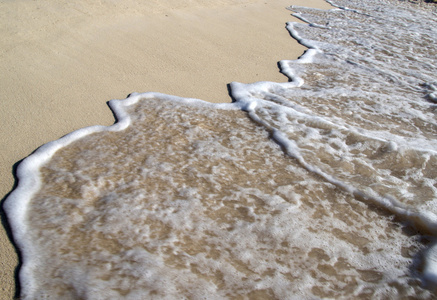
[0,0,331,298]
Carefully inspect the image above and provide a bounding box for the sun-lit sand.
[0,0,331,297]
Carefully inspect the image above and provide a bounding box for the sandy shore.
[0,0,331,298]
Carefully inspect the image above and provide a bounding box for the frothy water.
[5,0,437,298]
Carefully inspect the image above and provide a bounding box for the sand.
[0,0,331,298]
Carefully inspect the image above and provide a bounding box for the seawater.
[5,0,437,298]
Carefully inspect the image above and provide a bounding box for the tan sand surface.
[0,0,331,298]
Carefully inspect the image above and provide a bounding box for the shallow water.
[5,0,437,298]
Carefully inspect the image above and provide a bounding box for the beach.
[0,0,332,298]
[3,0,437,297]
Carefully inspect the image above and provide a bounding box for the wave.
[4,0,437,298]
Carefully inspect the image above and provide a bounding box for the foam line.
[3,91,238,296]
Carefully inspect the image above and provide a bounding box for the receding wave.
[4,0,437,298]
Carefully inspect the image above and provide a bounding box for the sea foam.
[4,0,437,298]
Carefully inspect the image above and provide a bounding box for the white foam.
[231,0,437,288]
[4,92,240,297]
[4,0,437,297]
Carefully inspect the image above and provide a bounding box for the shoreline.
[0,0,332,298]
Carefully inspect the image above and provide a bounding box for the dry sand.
[0,0,331,298]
